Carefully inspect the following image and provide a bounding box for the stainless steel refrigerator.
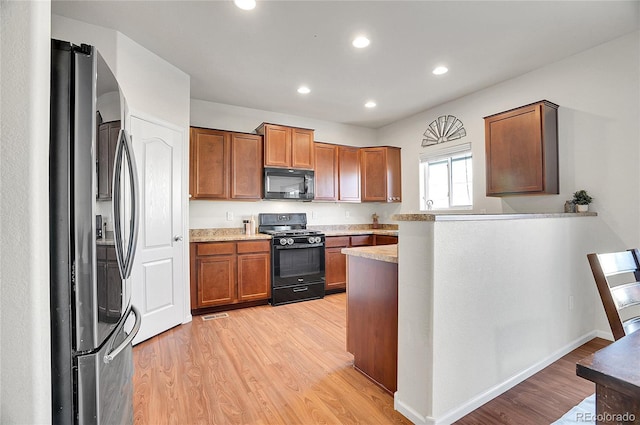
[49,39,141,424]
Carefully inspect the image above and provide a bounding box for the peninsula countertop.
[341,244,398,263]
[392,212,597,222]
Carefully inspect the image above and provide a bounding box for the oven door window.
[273,245,324,286]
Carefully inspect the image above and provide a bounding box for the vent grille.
[201,312,229,321]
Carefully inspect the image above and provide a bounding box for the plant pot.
[577,204,589,213]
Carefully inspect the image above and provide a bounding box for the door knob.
[174,235,183,241]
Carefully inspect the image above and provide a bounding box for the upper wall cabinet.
[256,123,314,170]
[484,100,559,197]
[314,142,339,201]
[360,146,402,202]
[338,145,361,202]
[189,127,263,200]
[96,120,121,200]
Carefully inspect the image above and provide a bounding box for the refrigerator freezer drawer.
[76,319,134,425]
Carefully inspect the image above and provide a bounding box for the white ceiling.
[52,1,639,129]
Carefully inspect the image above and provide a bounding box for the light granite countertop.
[341,244,398,264]
[190,228,271,243]
[190,224,398,242]
[96,238,115,246]
[392,212,597,222]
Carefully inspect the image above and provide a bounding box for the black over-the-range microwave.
[263,167,315,201]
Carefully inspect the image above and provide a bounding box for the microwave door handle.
[304,175,309,195]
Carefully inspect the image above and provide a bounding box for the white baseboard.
[395,331,599,425]
[394,393,434,425]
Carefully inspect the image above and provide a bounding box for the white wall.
[52,15,190,129]
[189,99,401,229]
[379,32,640,248]
[0,1,52,423]
[396,215,621,424]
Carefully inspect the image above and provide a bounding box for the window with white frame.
[419,143,473,210]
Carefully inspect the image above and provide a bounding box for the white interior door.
[129,115,185,344]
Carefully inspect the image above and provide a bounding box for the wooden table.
[576,331,640,424]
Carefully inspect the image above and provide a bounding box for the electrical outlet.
[226,211,234,221]
[569,295,574,311]
[311,211,317,219]
[345,211,350,218]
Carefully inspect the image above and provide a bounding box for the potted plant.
[572,190,593,212]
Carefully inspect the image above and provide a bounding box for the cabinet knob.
[174,235,184,242]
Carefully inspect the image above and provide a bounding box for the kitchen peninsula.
[390,212,605,424]
[342,244,398,393]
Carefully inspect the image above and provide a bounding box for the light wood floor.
[133,293,411,424]
[133,293,608,424]
[455,337,609,424]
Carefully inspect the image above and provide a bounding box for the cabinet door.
[314,142,338,201]
[386,147,402,202]
[291,128,315,169]
[338,146,361,202]
[263,124,291,168]
[325,247,347,291]
[484,101,558,196]
[237,253,271,302]
[361,147,387,202]
[190,128,230,199]
[231,133,263,199]
[97,121,120,200]
[196,255,236,307]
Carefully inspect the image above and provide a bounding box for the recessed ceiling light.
[432,66,448,75]
[234,0,256,10]
[365,101,377,108]
[352,36,370,49]
[297,86,311,94]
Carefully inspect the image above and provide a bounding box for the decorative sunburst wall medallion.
[422,115,466,147]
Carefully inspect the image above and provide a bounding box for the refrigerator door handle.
[113,129,140,280]
[104,305,141,364]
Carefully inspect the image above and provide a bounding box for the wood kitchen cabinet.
[237,241,271,302]
[96,244,121,322]
[230,133,263,199]
[484,100,559,196]
[256,123,314,169]
[314,142,339,201]
[96,120,120,200]
[190,240,271,313]
[338,146,361,202]
[325,236,350,292]
[324,234,396,292]
[374,235,398,245]
[360,146,402,202]
[189,127,263,200]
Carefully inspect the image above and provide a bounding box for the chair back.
[587,249,640,340]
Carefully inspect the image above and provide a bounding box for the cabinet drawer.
[350,235,373,246]
[325,236,350,248]
[237,240,270,254]
[272,282,325,306]
[375,235,398,246]
[196,242,235,256]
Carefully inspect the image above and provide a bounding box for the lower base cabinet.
[324,234,398,292]
[191,240,271,313]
